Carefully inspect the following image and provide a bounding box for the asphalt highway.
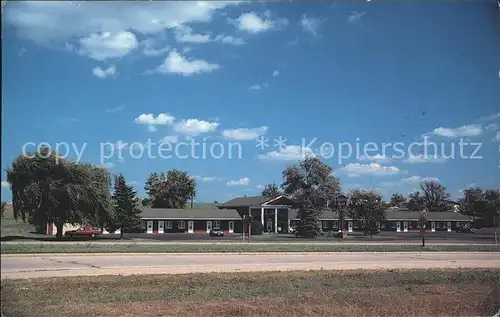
[2,252,499,279]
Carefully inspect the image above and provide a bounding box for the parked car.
[209,228,224,237]
[456,227,476,233]
[65,226,103,238]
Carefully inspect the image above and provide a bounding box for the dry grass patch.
[2,269,499,317]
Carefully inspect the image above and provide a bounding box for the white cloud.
[227,177,250,186]
[430,124,483,138]
[272,70,279,77]
[5,1,239,44]
[358,154,391,163]
[134,113,175,127]
[106,105,125,113]
[380,176,439,188]
[214,35,245,45]
[156,51,219,76]
[258,145,315,161]
[482,112,500,121]
[347,11,366,23]
[175,25,211,44]
[1,181,10,188]
[249,83,268,90]
[403,154,448,164]
[485,123,499,132]
[256,184,265,190]
[79,31,138,61]
[141,38,170,57]
[173,26,246,45]
[235,11,287,33]
[194,175,223,182]
[222,126,268,140]
[339,163,402,177]
[173,119,219,136]
[494,131,500,142]
[97,162,115,169]
[92,65,117,78]
[300,15,320,37]
[161,135,179,144]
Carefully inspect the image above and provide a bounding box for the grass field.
[2,243,500,254]
[2,269,499,317]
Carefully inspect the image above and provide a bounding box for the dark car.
[456,227,476,233]
[209,228,224,237]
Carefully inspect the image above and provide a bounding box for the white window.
[213,221,220,229]
[332,221,338,228]
[322,221,328,229]
[178,221,186,229]
[165,221,172,229]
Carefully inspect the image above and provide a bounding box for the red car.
[65,226,103,238]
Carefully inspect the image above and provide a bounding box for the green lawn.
[2,269,499,317]
[0,211,44,239]
[2,243,499,254]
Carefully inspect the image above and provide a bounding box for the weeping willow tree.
[7,147,114,238]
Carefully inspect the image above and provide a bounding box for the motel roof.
[217,195,277,208]
[218,195,296,208]
[289,208,472,222]
[140,207,241,220]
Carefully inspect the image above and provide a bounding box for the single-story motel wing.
[46,195,473,235]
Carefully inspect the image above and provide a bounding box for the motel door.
[348,221,353,233]
[147,221,153,234]
[266,219,273,232]
[403,221,408,232]
[188,221,194,234]
[431,222,436,232]
[206,221,212,233]
[447,221,451,232]
[228,221,234,234]
[396,222,401,232]
[158,221,164,234]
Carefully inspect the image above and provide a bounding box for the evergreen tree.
[112,174,141,239]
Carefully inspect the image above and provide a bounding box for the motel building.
[46,195,473,235]
[139,195,473,235]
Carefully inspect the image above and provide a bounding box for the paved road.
[2,252,499,279]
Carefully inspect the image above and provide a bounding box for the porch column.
[274,208,278,233]
[287,207,291,232]
[261,207,265,227]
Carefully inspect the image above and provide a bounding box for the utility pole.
[242,215,245,242]
[494,213,498,245]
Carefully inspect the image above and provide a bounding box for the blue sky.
[2,1,500,203]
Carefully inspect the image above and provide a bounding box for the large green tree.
[408,191,425,211]
[282,157,341,238]
[0,201,6,217]
[111,174,142,239]
[389,193,406,207]
[459,187,500,227]
[347,189,386,237]
[7,147,114,238]
[420,180,452,212]
[261,183,282,197]
[144,170,196,208]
